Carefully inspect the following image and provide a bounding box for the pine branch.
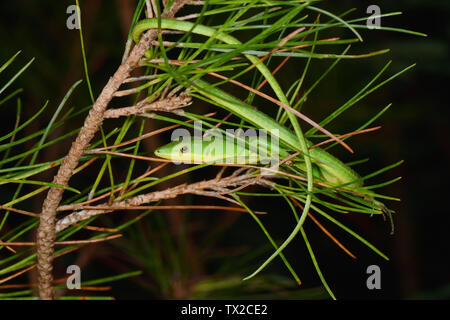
[55,172,272,233]
[36,0,189,300]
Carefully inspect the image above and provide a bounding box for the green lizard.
[132,18,394,281]
[133,18,364,188]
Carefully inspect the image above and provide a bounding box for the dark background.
[0,0,448,299]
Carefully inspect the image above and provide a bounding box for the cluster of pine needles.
[0,0,425,299]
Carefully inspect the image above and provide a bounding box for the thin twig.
[104,94,191,118]
[146,0,153,18]
[65,205,266,214]
[0,205,39,217]
[121,39,133,63]
[151,0,158,18]
[55,173,271,233]
[123,74,158,83]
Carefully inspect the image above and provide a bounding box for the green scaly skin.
[133,18,362,187]
[132,18,394,231]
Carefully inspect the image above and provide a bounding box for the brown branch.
[55,173,272,233]
[103,94,191,118]
[59,204,266,214]
[36,0,189,300]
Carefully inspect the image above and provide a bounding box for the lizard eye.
[180,146,188,154]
